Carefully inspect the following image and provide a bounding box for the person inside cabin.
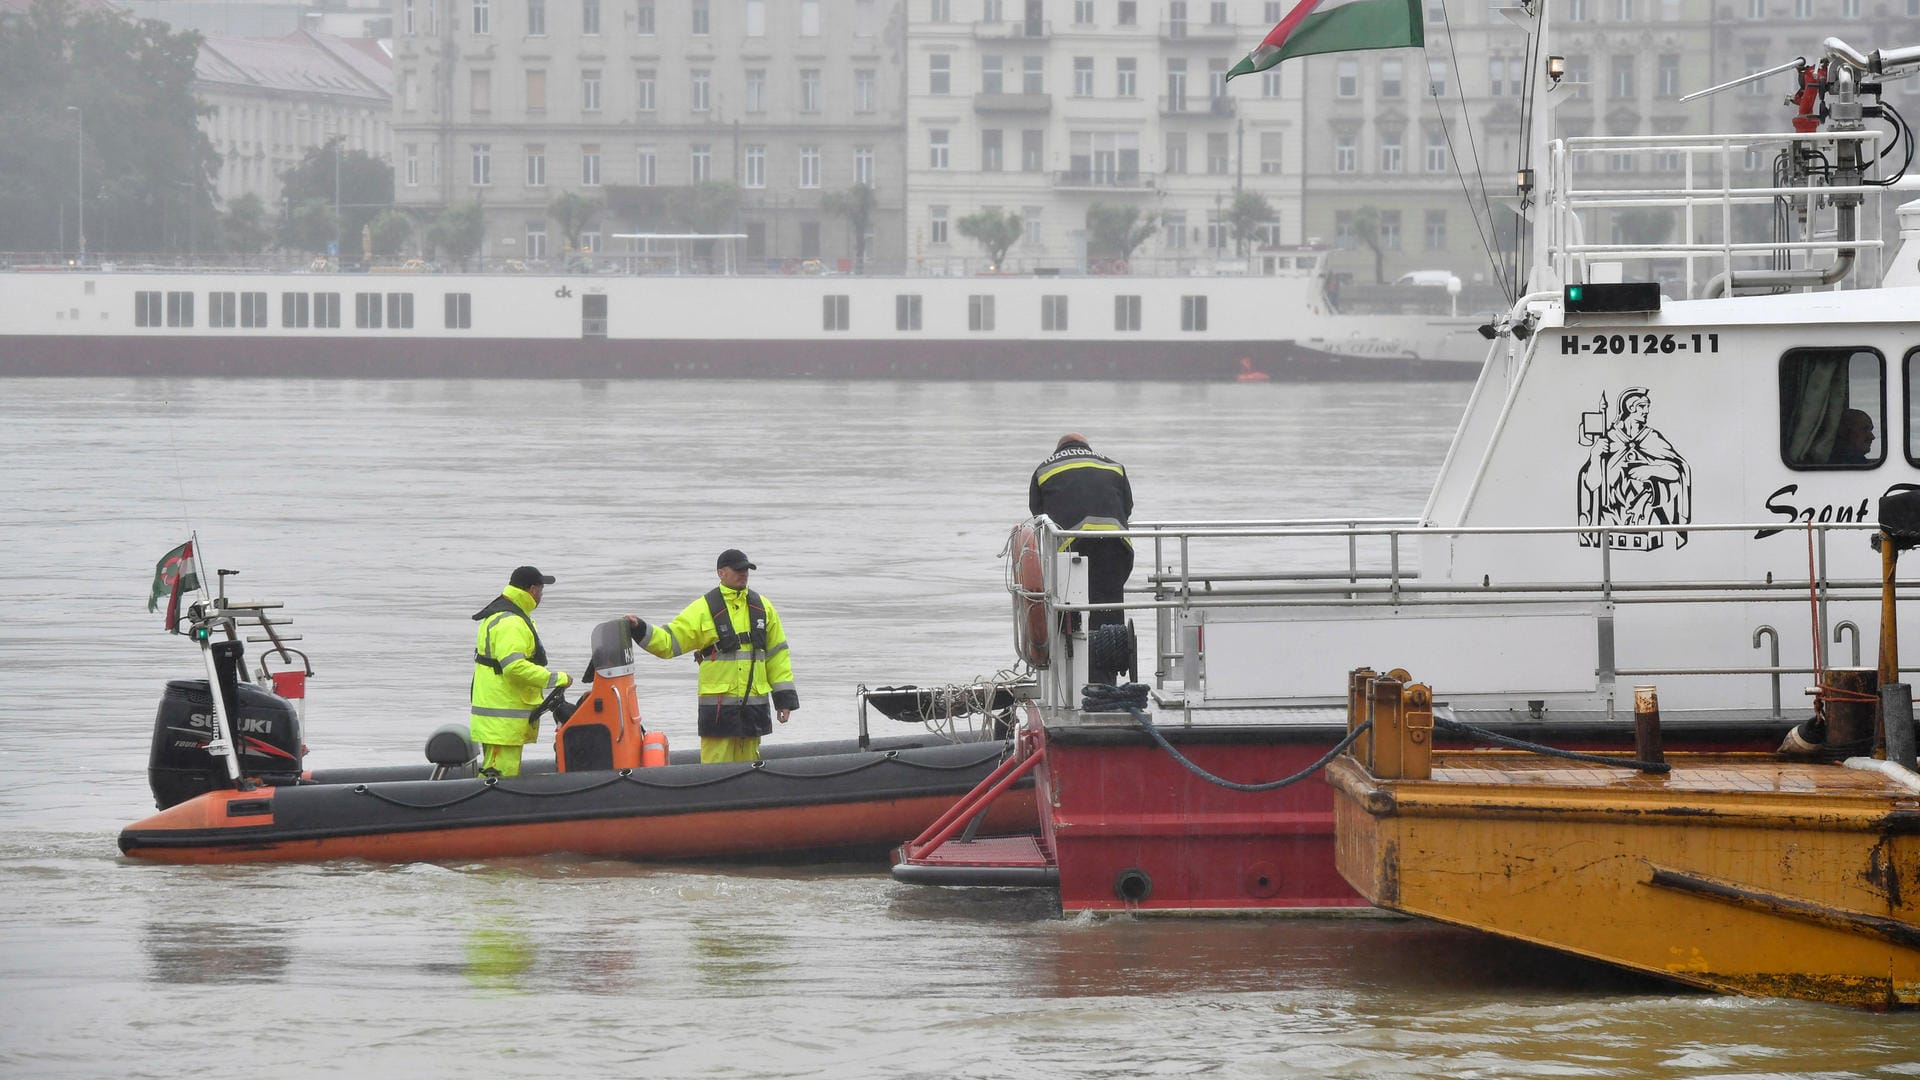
[1029,433,1135,631]
[626,549,799,764]
[470,565,572,778]
[1828,409,1877,465]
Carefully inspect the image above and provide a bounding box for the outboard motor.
[148,679,304,809]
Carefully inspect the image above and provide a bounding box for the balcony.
[973,92,1053,114]
[1159,95,1236,118]
[1158,20,1241,42]
[973,19,1050,39]
[1051,170,1157,191]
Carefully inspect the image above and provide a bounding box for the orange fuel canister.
[641,729,669,768]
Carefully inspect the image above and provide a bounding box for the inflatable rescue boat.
[119,591,1035,865]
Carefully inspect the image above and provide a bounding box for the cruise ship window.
[1115,294,1141,331]
[135,291,161,327]
[445,293,472,329]
[1041,294,1067,332]
[355,293,383,329]
[282,291,309,328]
[1181,295,1208,332]
[166,291,194,328]
[1779,347,1884,469]
[895,294,922,331]
[969,294,995,331]
[240,292,269,328]
[387,293,414,329]
[823,294,850,331]
[1903,348,1920,467]
[209,292,236,328]
[313,292,340,329]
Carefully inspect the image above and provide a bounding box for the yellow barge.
[1329,669,1920,1008]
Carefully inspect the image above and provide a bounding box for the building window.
[1074,57,1094,96]
[445,293,472,329]
[637,69,656,111]
[930,205,948,244]
[1167,58,1187,109]
[1260,132,1283,175]
[930,54,951,95]
[1334,134,1356,173]
[1336,59,1358,97]
[637,0,653,31]
[1074,0,1094,21]
[1041,295,1068,332]
[526,222,548,259]
[931,0,950,20]
[799,146,821,188]
[1794,0,1811,15]
[1425,209,1447,250]
[527,0,545,34]
[582,70,601,112]
[581,0,599,33]
[526,70,547,111]
[1613,0,1632,17]
[982,129,1004,172]
[691,144,710,181]
[854,146,874,186]
[1206,132,1229,175]
[1425,126,1447,171]
[1023,56,1044,94]
[1381,210,1402,250]
[801,0,820,33]
[1428,59,1447,97]
[692,70,710,112]
[856,69,877,112]
[1489,57,1505,96]
[526,145,546,186]
[471,144,491,186]
[692,0,710,33]
[895,294,923,330]
[1261,71,1281,97]
[471,0,489,34]
[404,144,419,186]
[1165,132,1187,175]
[1181,295,1207,332]
[279,291,307,328]
[969,294,996,331]
[746,0,765,34]
[471,69,491,112]
[1163,211,1187,249]
[636,145,656,186]
[930,129,950,169]
[1023,206,1042,246]
[1115,294,1141,331]
[1335,210,1354,248]
[1568,0,1587,17]
[982,54,1004,95]
[1381,59,1403,98]
[404,0,416,35]
[1658,54,1680,97]
[801,69,822,112]
[355,292,383,329]
[744,145,766,188]
[1022,129,1044,172]
[1612,55,1635,97]
[240,291,269,327]
[747,70,766,113]
[581,145,600,186]
[1379,131,1403,173]
[1118,0,1136,23]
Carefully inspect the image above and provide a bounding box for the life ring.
[1012,521,1051,668]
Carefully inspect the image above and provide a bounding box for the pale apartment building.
[196,28,394,210]
[388,0,908,267]
[903,0,1309,273]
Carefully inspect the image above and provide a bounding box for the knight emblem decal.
[1576,387,1692,550]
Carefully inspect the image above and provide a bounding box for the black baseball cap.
[716,549,756,571]
[509,565,556,589]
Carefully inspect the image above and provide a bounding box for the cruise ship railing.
[1029,517,1900,717]
[1543,130,1892,298]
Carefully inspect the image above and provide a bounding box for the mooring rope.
[1430,715,1670,774]
[1081,683,1373,792]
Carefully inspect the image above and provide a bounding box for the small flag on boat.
[1224,0,1425,83]
[148,540,199,629]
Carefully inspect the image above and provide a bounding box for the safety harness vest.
[697,587,766,661]
[472,593,547,672]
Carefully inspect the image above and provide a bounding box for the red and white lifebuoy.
[1012,522,1051,667]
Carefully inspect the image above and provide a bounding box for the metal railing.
[1024,515,1904,716]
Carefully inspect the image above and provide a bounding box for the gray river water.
[1,378,1914,1077]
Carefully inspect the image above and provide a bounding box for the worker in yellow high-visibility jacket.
[470,565,571,777]
[626,549,798,763]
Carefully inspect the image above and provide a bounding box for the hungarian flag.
[1225,0,1424,82]
[148,540,199,630]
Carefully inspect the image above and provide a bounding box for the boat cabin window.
[823,294,849,331]
[445,293,472,329]
[1779,348,1884,469]
[1904,349,1920,467]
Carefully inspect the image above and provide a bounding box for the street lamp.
[66,105,84,260]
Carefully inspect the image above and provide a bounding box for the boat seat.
[425,723,477,780]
